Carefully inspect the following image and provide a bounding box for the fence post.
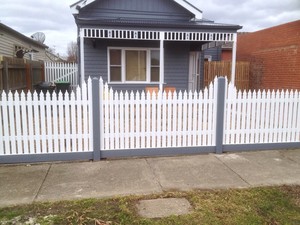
[215,77,226,154]
[92,78,101,161]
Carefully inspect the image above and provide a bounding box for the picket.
[0,81,92,156]
[224,86,300,145]
[0,76,299,160]
[98,80,218,150]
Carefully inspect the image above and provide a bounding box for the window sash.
[108,47,160,83]
[125,50,147,81]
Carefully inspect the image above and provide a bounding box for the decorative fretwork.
[82,28,235,42]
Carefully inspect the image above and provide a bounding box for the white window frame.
[108,47,160,84]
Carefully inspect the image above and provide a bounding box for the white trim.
[107,47,160,84]
[84,28,161,40]
[172,0,202,19]
[159,31,165,91]
[70,0,96,14]
[82,28,235,42]
[71,0,202,19]
[80,28,85,85]
[231,33,237,85]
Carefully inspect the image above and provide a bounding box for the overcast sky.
[1,0,299,56]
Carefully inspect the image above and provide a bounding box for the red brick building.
[237,20,300,90]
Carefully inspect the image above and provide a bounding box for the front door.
[188,52,200,92]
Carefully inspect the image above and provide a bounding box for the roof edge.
[173,0,202,19]
[75,18,242,31]
[0,23,48,49]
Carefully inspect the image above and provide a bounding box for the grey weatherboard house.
[70,0,242,92]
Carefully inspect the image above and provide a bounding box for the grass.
[0,185,300,225]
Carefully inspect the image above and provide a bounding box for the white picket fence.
[225,84,300,144]
[0,77,299,161]
[0,80,92,155]
[101,80,217,150]
[44,62,78,88]
[100,79,300,151]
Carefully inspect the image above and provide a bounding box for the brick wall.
[237,20,300,90]
[221,49,232,61]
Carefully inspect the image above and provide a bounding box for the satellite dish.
[31,32,46,43]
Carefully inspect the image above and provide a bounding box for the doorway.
[188,52,200,92]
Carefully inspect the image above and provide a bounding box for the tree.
[66,41,78,62]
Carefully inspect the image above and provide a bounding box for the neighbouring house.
[0,23,51,92]
[45,50,67,62]
[203,42,233,62]
[237,20,300,90]
[70,0,242,92]
[0,23,48,61]
[204,33,252,62]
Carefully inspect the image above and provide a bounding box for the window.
[109,49,122,82]
[108,48,160,83]
[150,50,160,82]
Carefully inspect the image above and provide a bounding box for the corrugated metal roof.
[76,17,242,30]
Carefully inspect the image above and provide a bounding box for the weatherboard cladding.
[83,39,189,91]
[0,28,46,61]
[0,23,47,60]
[77,0,194,22]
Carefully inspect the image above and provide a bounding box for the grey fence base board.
[1,142,300,164]
[0,152,94,164]
[100,146,215,159]
[223,142,300,152]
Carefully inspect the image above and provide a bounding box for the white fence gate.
[0,77,299,164]
[44,62,78,88]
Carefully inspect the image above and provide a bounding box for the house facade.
[0,23,48,62]
[71,0,241,91]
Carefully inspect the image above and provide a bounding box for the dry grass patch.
[0,186,300,225]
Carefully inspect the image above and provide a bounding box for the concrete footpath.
[1,149,300,208]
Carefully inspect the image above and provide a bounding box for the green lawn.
[1,186,299,225]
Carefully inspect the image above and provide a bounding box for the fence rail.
[44,62,78,88]
[0,77,299,164]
